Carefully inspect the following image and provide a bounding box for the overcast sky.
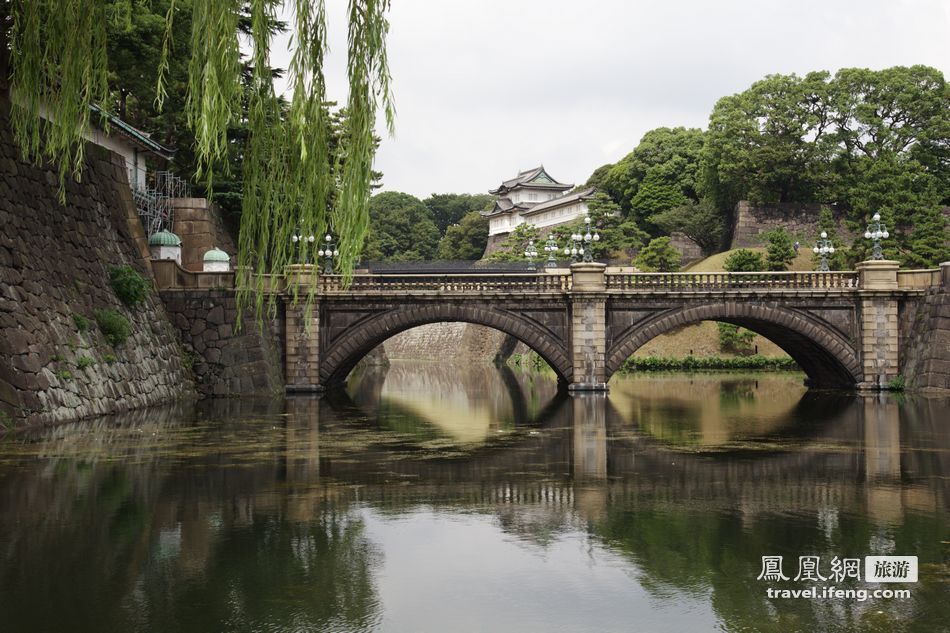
[271,0,949,199]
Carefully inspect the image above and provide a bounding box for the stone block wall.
[731,201,855,249]
[669,232,703,265]
[900,283,950,391]
[0,99,193,426]
[161,290,283,397]
[382,322,509,361]
[170,198,237,272]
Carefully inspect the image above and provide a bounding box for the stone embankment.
[0,101,193,425]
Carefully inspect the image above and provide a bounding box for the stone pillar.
[284,299,321,392]
[941,261,950,286]
[857,260,900,390]
[569,262,608,391]
[170,198,217,271]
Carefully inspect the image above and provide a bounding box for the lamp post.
[864,213,889,260]
[524,239,539,271]
[317,232,339,274]
[581,214,600,263]
[812,231,835,272]
[291,226,315,264]
[543,234,559,269]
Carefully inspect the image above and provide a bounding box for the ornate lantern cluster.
[864,213,889,260]
[812,231,836,271]
[563,215,600,262]
[317,232,339,274]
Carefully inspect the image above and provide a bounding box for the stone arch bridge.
[154,259,948,392]
[277,260,946,393]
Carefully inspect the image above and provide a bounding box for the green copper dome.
[148,230,182,247]
[203,247,230,263]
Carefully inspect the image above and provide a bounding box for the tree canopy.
[362,192,440,262]
[437,211,489,260]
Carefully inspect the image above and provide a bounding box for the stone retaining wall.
[160,290,284,397]
[0,99,194,426]
[731,201,855,248]
[382,322,509,362]
[900,270,950,391]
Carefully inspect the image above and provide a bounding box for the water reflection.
[0,367,946,633]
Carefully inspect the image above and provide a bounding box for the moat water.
[0,363,947,633]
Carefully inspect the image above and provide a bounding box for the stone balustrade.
[605,271,860,291]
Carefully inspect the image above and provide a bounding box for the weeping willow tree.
[4,0,394,318]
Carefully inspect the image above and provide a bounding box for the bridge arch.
[320,304,573,387]
[605,302,862,388]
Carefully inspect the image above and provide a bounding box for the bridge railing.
[319,272,573,293]
[605,271,860,291]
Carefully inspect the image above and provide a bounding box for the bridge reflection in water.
[0,365,947,633]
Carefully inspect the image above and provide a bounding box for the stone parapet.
[857,260,899,291]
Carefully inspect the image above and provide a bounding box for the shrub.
[762,228,796,271]
[634,237,681,272]
[94,309,131,346]
[56,370,73,381]
[72,313,90,332]
[620,354,799,373]
[108,265,150,308]
[103,354,117,364]
[717,323,756,354]
[723,249,765,272]
[887,374,906,391]
[75,356,95,370]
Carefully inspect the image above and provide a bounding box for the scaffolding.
[133,171,191,236]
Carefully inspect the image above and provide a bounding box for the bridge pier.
[856,261,900,391]
[568,263,609,391]
[284,300,322,392]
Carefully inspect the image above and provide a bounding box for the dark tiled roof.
[480,196,531,217]
[90,104,175,159]
[489,165,573,195]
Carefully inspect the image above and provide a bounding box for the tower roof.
[489,166,573,196]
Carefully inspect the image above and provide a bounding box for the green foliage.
[75,356,96,370]
[620,354,799,373]
[649,198,725,255]
[634,237,681,272]
[701,65,949,267]
[108,265,150,307]
[487,223,541,262]
[103,354,117,364]
[437,211,489,260]
[0,410,13,431]
[424,193,493,235]
[545,194,649,261]
[362,192,441,261]
[72,313,90,332]
[887,374,906,391]
[600,127,705,223]
[761,228,796,271]
[717,323,755,355]
[56,370,74,381]
[94,309,131,347]
[9,0,396,326]
[50,354,65,363]
[723,249,765,272]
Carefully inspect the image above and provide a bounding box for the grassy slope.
[633,248,815,359]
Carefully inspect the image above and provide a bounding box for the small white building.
[85,104,174,192]
[202,247,231,273]
[148,230,182,265]
[482,166,595,237]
